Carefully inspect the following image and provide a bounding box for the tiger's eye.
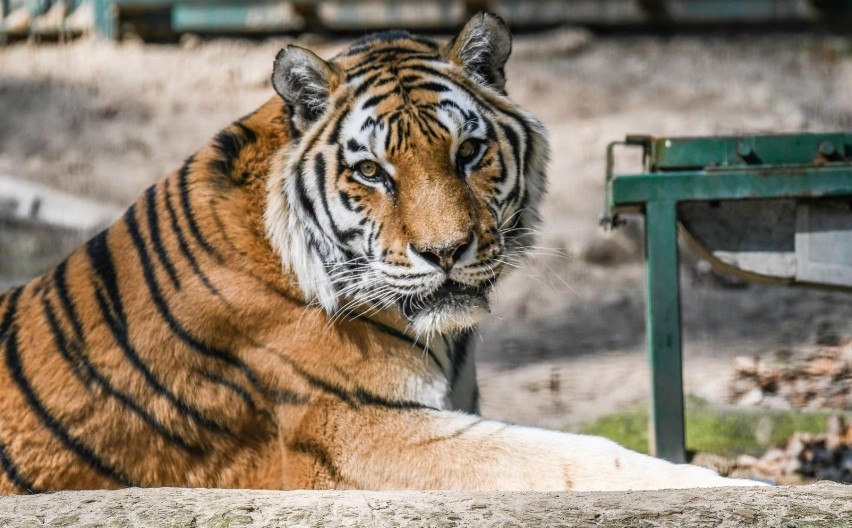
[356,160,379,178]
[458,139,477,160]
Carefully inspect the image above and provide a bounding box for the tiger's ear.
[272,45,341,133]
[445,13,512,94]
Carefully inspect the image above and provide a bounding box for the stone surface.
[1,483,850,527]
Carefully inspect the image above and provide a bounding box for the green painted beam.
[644,199,686,463]
[650,133,852,170]
[609,165,852,210]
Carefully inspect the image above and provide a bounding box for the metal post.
[644,199,686,463]
[92,0,115,39]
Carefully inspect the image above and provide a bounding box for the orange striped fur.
[0,15,764,493]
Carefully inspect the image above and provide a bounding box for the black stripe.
[86,229,237,437]
[0,439,41,494]
[162,177,223,298]
[499,122,522,176]
[346,139,364,152]
[484,118,498,142]
[409,35,441,50]
[410,81,450,93]
[41,294,90,385]
[438,98,466,116]
[503,181,522,215]
[384,120,395,152]
[201,371,303,414]
[353,71,384,97]
[345,60,389,81]
[341,310,446,375]
[211,122,257,182]
[359,116,378,132]
[177,157,223,262]
[344,310,420,348]
[418,419,484,446]
[352,388,431,410]
[385,111,402,126]
[46,277,207,455]
[289,439,343,482]
[366,46,434,58]
[370,76,397,91]
[492,144,509,185]
[414,111,446,140]
[198,371,261,412]
[0,287,22,338]
[294,164,320,234]
[399,74,422,83]
[289,360,432,410]
[53,262,85,339]
[314,153,358,245]
[394,121,405,152]
[144,185,182,290]
[365,226,376,258]
[268,348,429,411]
[450,331,474,386]
[326,107,350,144]
[396,64,450,84]
[361,92,388,109]
[338,190,360,213]
[4,324,137,487]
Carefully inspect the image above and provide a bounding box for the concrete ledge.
[0,483,849,527]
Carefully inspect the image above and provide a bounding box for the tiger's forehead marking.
[337,31,443,75]
[325,33,497,157]
[340,90,483,159]
[335,54,484,155]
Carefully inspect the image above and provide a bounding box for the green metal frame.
[603,132,852,462]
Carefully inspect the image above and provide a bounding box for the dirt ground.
[2,29,852,431]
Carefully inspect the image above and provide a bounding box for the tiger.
[0,14,763,494]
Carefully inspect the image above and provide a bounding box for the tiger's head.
[265,14,548,337]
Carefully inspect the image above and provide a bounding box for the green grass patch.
[576,396,852,457]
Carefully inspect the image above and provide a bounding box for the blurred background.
[2,0,852,483]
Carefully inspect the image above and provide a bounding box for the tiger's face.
[266,14,548,337]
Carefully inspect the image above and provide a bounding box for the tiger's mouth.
[398,279,493,335]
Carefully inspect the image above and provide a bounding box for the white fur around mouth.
[401,281,491,337]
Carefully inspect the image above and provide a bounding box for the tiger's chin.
[400,281,491,337]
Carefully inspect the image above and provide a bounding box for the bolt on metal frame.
[602,132,852,463]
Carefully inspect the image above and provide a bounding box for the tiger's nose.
[411,236,473,271]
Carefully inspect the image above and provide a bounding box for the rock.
[737,387,765,406]
[2,485,852,528]
[761,395,792,411]
[733,355,760,376]
[727,340,852,411]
